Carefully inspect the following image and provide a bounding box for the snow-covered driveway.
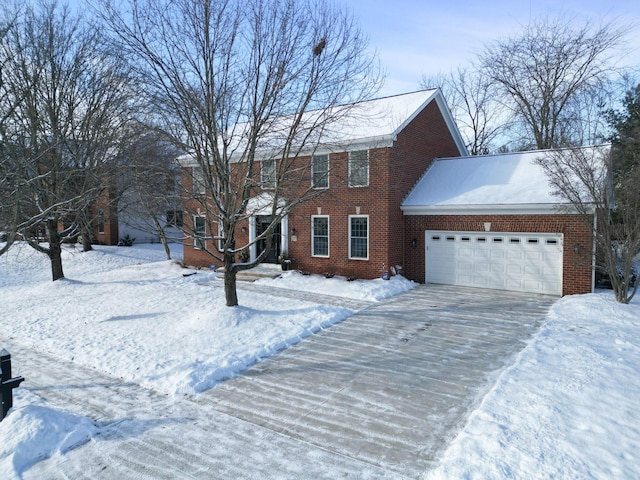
[10,284,554,479]
[200,284,554,478]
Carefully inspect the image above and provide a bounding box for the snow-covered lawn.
[1,243,639,479]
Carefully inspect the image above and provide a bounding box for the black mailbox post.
[1,349,25,421]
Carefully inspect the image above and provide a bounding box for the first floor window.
[349,215,368,259]
[217,220,225,252]
[166,209,183,228]
[194,216,206,249]
[312,216,329,257]
[97,210,105,233]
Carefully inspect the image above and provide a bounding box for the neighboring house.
[116,186,183,245]
[180,89,599,296]
[180,89,468,279]
[401,148,602,296]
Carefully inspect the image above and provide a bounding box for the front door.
[256,216,281,264]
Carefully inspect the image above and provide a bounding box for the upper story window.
[192,166,206,195]
[348,150,369,187]
[349,215,368,260]
[311,154,329,189]
[261,159,276,189]
[312,215,329,257]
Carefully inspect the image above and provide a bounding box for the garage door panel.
[426,231,563,295]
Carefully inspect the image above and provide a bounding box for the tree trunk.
[81,228,93,252]
[47,219,65,281]
[223,253,238,307]
[151,216,172,260]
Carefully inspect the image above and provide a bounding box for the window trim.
[348,214,369,260]
[348,150,369,187]
[193,215,206,250]
[311,154,329,189]
[311,215,330,258]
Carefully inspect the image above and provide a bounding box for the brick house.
[181,89,467,278]
[181,90,598,296]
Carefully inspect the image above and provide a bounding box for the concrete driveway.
[16,284,555,479]
[201,284,556,478]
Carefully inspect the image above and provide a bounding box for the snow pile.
[0,390,98,480]
[255,270,417,301]
[426,292,640,479]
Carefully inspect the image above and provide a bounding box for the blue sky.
[335,0,640,95]
[66,0,640,96]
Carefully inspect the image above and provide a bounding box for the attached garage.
[425,231,563,295]
[401,148,604,296]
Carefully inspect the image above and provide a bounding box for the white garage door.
[425,231,563,295]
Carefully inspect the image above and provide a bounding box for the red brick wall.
[404,214,594,295]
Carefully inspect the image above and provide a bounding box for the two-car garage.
[401,149,600,297]
[425,231,564,295]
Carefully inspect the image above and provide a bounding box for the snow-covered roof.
[310,88,464,151]
[177,89,467,166]
[401,146,609,215]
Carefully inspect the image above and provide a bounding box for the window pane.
[313,217,329,256]
[194,217,205,249]
[192,167,205,194]
[312,154,328,188]
[349,150,369,187]
[261,159,276,188]
[350,217,368,259]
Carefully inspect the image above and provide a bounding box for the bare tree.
[99,0,382,306]
[0,8,20,256]
[117,129,184,260]
[537,142,639,304]
[480,17,627,149]
[421,67,506,154]
[0,2,135,280]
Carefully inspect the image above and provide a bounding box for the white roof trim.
[432,93,468,156]
[401,203,590,215]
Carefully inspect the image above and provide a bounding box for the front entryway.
[255,216,281,264]
[426,231,563,295]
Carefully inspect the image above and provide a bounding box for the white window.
[348,150,369,187]
[261,159,276,189]
[311,154,329,189]
[193,216,206,249]
[217,220,225,252]
[192,166,206,194]
[349,215,368,260]
[312,216,329,257]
